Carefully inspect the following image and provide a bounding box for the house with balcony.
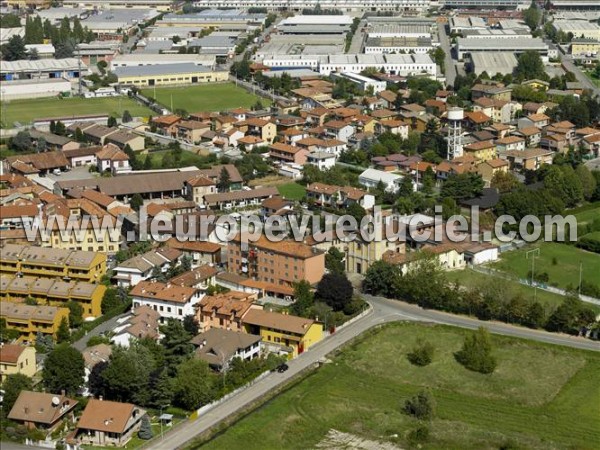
[195,291,257,333]
[130,280,202,323]
[239,118,277,144]
[8,391,77,431]
[323,120,355,142]
[499,148,553,171]
[269,142,310,165]
[0,301,69,342]
[191,328,261,371]
[495,136,526,153]
[112,247,182,288]
[74,399,146,448]
[306,182,375,210]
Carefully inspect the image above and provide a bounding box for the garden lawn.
[141,83,269,113]
[1,97,153,127]
[492,242,600,290]
[196,323,600,450]
[144,150,214,169]
[276,182,306,200]
[574,203,600,226]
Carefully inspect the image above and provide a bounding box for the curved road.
[147,295,599,450]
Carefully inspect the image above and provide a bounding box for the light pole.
[526,248,541,302]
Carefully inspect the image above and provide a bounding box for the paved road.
[146,296,598,450]
[437,23,457,87]
[348,20,367,54]
[562,57,600,97]
[71,313,127,351]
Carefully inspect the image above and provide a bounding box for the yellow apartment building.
[0,244,106,282]
[1,275,105,318]
[0,344,37,382]
[463,140,497,162]
[0,302,69,342]
[242,308,323,358]
[40,216,122,254]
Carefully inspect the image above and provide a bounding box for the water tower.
[447,107,464,160]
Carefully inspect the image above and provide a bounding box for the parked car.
[276,363,289,373]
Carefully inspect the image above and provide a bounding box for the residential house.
[376,119,409,139]
[104,130,144,152]
[6,151,70,176]
[0,204,39,230]
[306,182,375,210]
[112,247,182,288]
[191,328,261,371]
[514,126,542,147]
[111,305,161,348]
[519,113,550,129]
[383,243,466,274]
[463,111,492,130]
[185,174,217,206]
[78,124,118,146]
[151,115,181,137]
[463,140,497,161]
[195,291,257,333]
[74,399,146,447]
[237,135,264,151]
[495,136,526,153]
[470,82,512,101]
[8,391,77,431]
[242,309,323,358]
[28,130,80,152]
[306,152,336,170]
[96,143,131,174]
[130,280,202,323]
[323,120,355,142]
[63,146,101,168]
[499,148,554,171]
[240,118,277,144]
[0,302,69,342]
[269,143,309,165]
[476,158,509,185]
[165,238,222,265]
[168,265,217,289]
[261,196,294,217]
[176,120,211,143]
[0,344,37,382]
[540,133,569,153]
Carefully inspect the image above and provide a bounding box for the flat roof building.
[110,53,216,69]
[456,36,548,60]
[469,52,519,76]
[113,63,228,87]
[1,58,88,82]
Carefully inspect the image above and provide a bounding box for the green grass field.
[446,268,600,314]
[142,83,269,113]
[277,182,306,200]
[492,242,600,290]
[574,203,600,226]
[197,323,600,450]
[144,150,215,169]
[0,97,153,127]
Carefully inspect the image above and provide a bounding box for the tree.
[130,193,144,212]
[43,344,85,395]
[54,120,66,136]
[107,116,118,127]
[491,171,519,193]
[347,202,366,223]
[1,374,33,418]
[143,155,153,170]
[122,110,133,123]
[0,14,21,28]
[290,280,314,317]
[403,390,436,420]
[217,166,231,192]
[138,415,154,440]
[440,173,484,201]
[149,367,173,408]
[101,343,156,405]
[2,35,27,61]
[407,339,435,367]
[325,247,345,275]
[545,296,594,335]
[362,260,400,298]
[161,319,194,375]
[67,301,83,328]
[454,327,497,374]
[523,3,541,31]
[11,131,32,151]
[575,165,597,200]
[515,50,546,82]
[183,315,199,335]
[101,287,121,313]
[173,358,216,410]
[56,317,70,343]
[28,47,39,60]
[315,272,353,313]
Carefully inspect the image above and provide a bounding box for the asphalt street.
[147,295,599,450]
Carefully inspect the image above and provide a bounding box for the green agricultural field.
[277,182,306,200]
[196,323,600,450]
[0,97,153,127]
[142,83,269,113]
[492,243,600,290]
[446,269,600,314]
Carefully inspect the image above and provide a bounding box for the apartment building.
[0,302,69,342]
[1,275,105,318]
[0,244,106,283]
[130,280,202,322]
[228,234,325,287]
[195,291,257,333]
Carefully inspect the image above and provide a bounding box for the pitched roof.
[243,309,316,335]
[129,280,197,304]
[191,328,261,366]
[6,151,69,170]
[76,399,144,434]
[96,143,129,161]
[0,344,28,363]
[8,391,77,425]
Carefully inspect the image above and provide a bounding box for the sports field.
[0,97,153,127]
[142,83,269,113]
[492,242,600,290]
[196,323,600,450]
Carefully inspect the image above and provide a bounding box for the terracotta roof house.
[74,399,146,447]
[8,391,77,430]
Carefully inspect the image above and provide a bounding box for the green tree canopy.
[43,344,85,395]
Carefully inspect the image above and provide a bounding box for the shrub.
[454,327,497,374]
[407,425,430,444]
[403,390,435,420]
[407,339,435,367]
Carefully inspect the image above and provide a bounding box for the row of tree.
[363,256,597,336]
